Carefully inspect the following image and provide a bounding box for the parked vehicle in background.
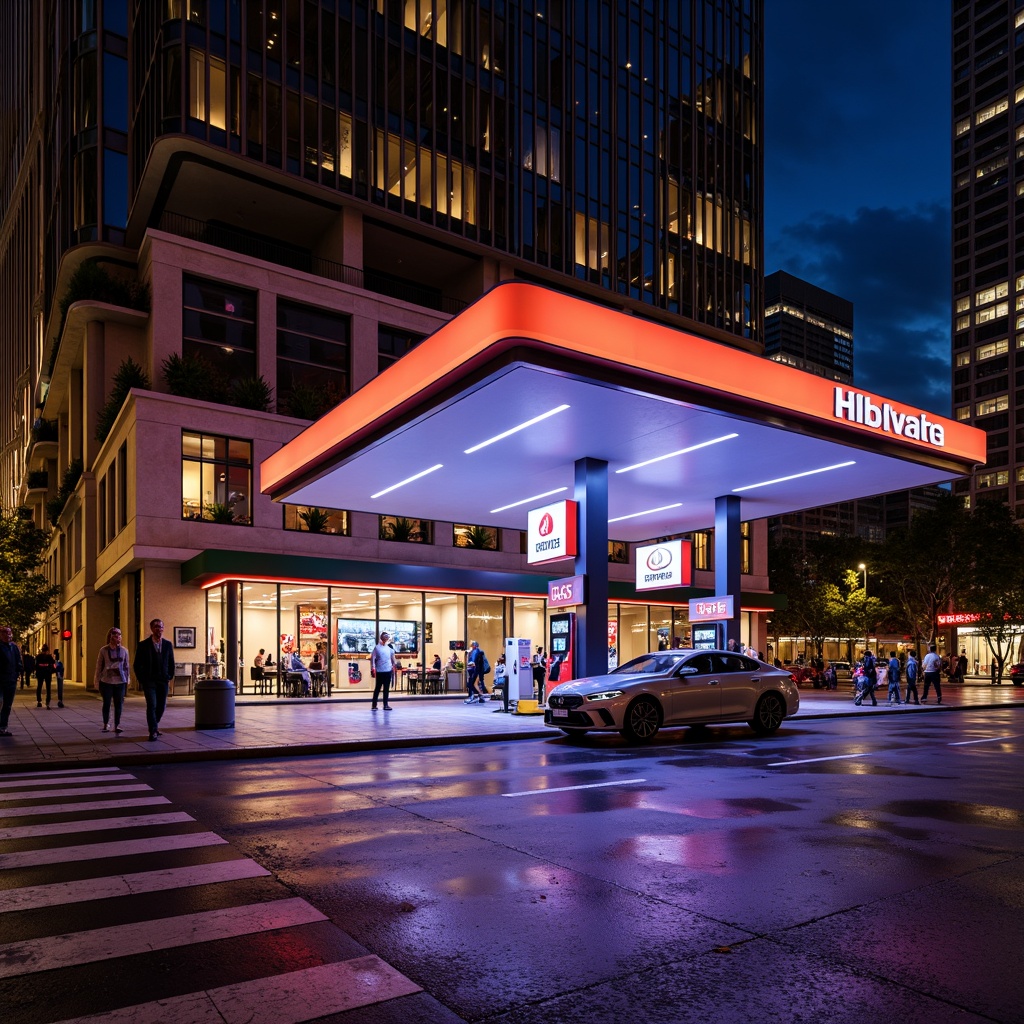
[545,649,800,742]
[830,661,852,679]
[1009,662,1024,685]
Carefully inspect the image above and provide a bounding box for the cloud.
[766,203,952,414]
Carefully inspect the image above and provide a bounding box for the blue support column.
[715,495,741,649]
[575,458,609,679]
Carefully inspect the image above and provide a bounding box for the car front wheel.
[749,692,785,735]
[621,696,661,743]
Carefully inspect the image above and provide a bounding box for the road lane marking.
[50,956,421,1024]
[0,796,170,819]
[949,734,1022,746]
[0,783,153,802]
[0,831,226,870]
[0,770,124,790]
[0,897,326,979]
[0,767,125,783]
[0,811,195,841]
[503,778,646,797]
[0,859,271,913]
[768,752,880,767]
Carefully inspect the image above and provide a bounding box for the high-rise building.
[0,1,770,687]
[764,271,853,383]
[950,1,1021,513]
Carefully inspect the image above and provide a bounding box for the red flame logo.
[539,513,554,536]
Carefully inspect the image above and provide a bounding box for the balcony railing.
[158,212,468,315]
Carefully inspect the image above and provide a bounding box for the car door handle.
[751,677,760,683]
[708,679,719,685]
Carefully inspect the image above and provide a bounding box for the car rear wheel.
[748,692,785,735]
[621,696,661,743]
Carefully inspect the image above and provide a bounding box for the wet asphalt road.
[108,708,1024,1024]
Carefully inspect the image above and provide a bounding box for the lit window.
[977,340,1008,360]
[955,407,971,421]
[181,432,252,524]
[1017,85,1024,103]
[955,352,970,367]
[956,315,970,331]
[283,505,350,535]
[956,117,970,135]
[955,296,970,313]
[975,396,1008,416]
[975,282,1008,305]
[977,471,1009,488]
[453,524,499,550]
[574,212,611,272]
[976,98,1009,126]
[976,302,1008,325]
[188,49,227,131]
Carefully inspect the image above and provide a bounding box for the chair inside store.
[422,669,443,694]
[308,670,328,697]
[406,667,421,693]
[249,666,271,695]
[283,671,308,697]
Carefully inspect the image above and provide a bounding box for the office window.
[277,299,350,415]
[976,302,1007,324]
[181,431,252,524]
[956,352,971,367]
[975,282,1008,305]
[378,325,426,373]
[976,396,1009,416]
[977,340,1008,360]
[182,275,257,383]
[117,442,128,530]
[188,49,228,131]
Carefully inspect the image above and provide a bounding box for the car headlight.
[585,689,624,702]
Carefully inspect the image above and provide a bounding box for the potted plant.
[298,506,331,533]
[203,502,237,524]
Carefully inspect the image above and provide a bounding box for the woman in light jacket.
[94,627,131,733]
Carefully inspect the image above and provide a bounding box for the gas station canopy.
[262,282,985,539]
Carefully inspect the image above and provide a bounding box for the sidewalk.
[2,680,1023,772]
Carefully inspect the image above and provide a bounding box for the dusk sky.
[764,1,951,414]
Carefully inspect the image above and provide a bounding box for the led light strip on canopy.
[732,461,856,493]
[370,463,444,499]
[615,433,739,474]
[464,404,570,454]
[608,502,683,523]
[490,487,568,514]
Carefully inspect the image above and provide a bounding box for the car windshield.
[613,653,689,675]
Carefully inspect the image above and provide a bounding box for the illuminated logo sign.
[936,612,981,626]
[527,500,577,564]
[834,388,945,447]
[635,539,691,591]
[548,575,585,608]
[689,595,735,622]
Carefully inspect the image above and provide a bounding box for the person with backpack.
[887,651,903,705]
[904,650,921,705]
[855,649,878,706]
[464,639,489,704]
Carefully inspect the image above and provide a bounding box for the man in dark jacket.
[133,618,175,741]
[0,625,25,735]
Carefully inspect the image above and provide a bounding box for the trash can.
[195,676,235,729]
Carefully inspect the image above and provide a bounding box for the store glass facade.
[201,581,755,694]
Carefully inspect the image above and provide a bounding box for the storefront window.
[618,604,648,664]
[279,585,329,685]
[649,605,672,652]
[240,581,278,680]
[181,431,252,523]
[467,595,505,675]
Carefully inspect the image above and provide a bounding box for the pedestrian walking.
[34,643,56,708]
[921,643,943,704]
[464,639,489,703]
[887,651,902,705]
[95,627,130,733]
[904,651,921,704]
[532,647,547,700]
[54,651,65,707]
[854,649,878,706]
[0,625,24,736]
[133,618,175,740]
[21,648,34,690]
[369,630,399,711]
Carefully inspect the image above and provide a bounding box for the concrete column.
[574,458,608,679]
[226,580,239,685]
[715,495,741,649]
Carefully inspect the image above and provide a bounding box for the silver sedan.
[544,649,800,742]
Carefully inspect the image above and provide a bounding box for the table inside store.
[404,667,443,694]
[276,667,330,698]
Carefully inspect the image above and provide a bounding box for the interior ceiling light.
[371,463,443,499]
[732,461,856,493]
[608,502,683,523]
[615,432,739,474]
[464,404,570,454]
[491,486,568,514]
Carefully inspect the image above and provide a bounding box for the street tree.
[959,500,1024,682]
[881,491,972,648]
[0,507,60,641]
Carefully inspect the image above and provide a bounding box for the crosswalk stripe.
[0,782,153,802]
[1,859,271,913]
[50,955,422,1024]
[0,769,124,788]
[0,811,195,841]
[0,831,226,870]
[0,767,125,781]
[0,795,170,819]
[0,897,327,979]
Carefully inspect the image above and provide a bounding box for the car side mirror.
[676,665,699,676]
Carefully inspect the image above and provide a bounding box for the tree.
[0,509,60,640]
[959,500,1024,682]
[881,492,972,647]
